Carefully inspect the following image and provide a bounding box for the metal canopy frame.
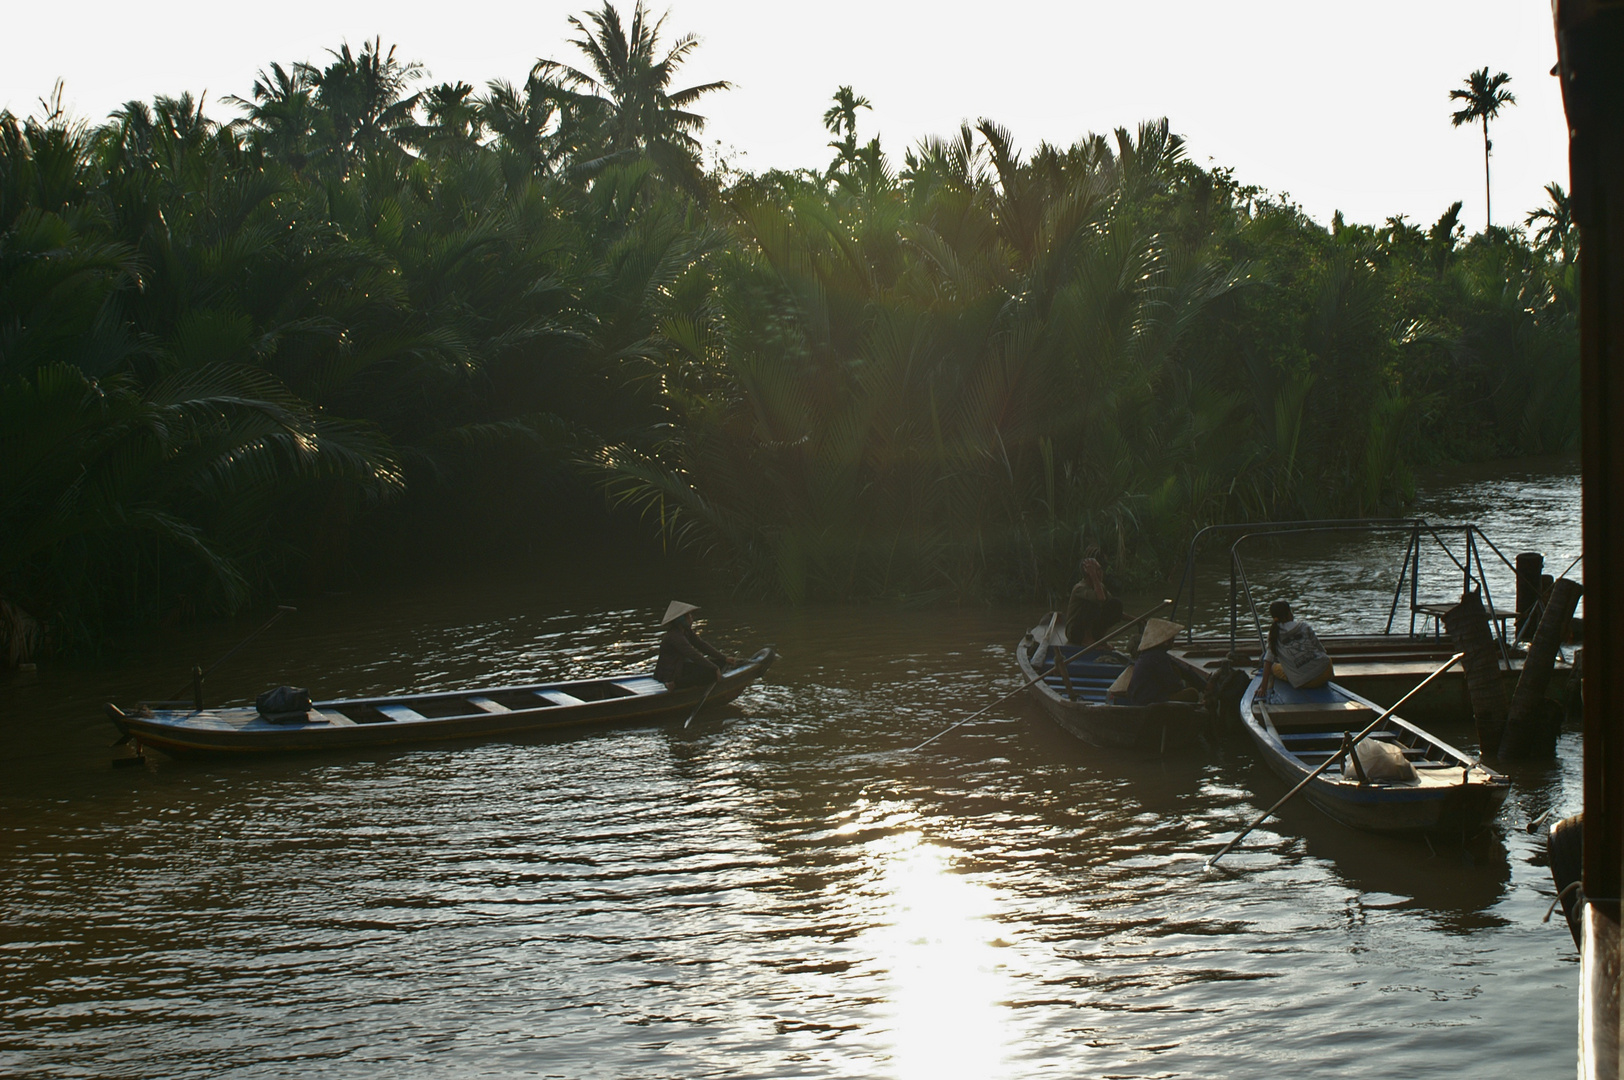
[1166,518,1521,653]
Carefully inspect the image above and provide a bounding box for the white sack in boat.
[1347,739,1418,782]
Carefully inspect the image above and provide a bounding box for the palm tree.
[1450,68,1515,229]
[1526,181,1576,263]
[822,85,871,177]
[304,39,423,173]
[225,63,322,174]
[541,1,730,183]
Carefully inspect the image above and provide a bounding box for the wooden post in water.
[1516,552,1545,642]
[1444,588,1510,757]
[1502,578,1584,759]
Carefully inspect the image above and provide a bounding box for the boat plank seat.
[1261,702,1374,716]
[465,696,511,713]
[617,677,667,696]
[375,704,426,722]
[1278,730,1403,743]
[536,690,585,707]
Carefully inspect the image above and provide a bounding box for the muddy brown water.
[0,459,1582,1078]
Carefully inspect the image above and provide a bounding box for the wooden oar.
[907,599,1171,753]
[1205,651,1465,868]
[681,677,717,729]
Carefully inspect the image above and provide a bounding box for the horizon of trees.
[0,3,1580,661]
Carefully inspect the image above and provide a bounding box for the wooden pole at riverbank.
[1552,4,1624,1075]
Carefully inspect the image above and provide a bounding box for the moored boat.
[1016,618,1210,753]
[106,647,777,758]
[1238,671,1509,833]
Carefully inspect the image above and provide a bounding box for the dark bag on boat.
[256,685,312,722]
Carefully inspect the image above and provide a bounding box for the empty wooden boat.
[1238,671,1509,833]
[1017,619,1210,753]
[106,647,777,757]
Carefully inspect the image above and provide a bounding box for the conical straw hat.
[662,600,700,625]
[1139,618,1183,651]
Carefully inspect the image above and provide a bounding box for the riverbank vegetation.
[0,3,1580,658]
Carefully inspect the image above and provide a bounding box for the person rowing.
[654,601,732,690]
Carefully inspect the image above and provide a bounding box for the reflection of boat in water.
[1279,790,1513,927]
[1239,671,1510,833]
[1016,619,1209,753]
[1166,519,1573,718]
[106,648,777,758]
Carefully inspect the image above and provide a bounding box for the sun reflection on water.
[860,831,1014,1080]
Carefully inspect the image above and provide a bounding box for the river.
[0,459,1582,1078]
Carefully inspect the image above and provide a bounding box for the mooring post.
[1502,577,1584,760]
[1443,588,1510,757]
[1516,552,1545,642]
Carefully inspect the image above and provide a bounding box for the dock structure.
[1163,519,1573,721]
[1553,3,1624,1076]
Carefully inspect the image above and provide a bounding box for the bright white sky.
[2,0,1567,231]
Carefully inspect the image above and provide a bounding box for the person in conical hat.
[662,600,699,625]
[1138,618,1182,652]
[1113,616,1194,706]
[654,601,732,689]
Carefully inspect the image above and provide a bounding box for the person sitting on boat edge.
[1108,618,1197,706]
[654,601,733,689]
[1260,600,1334,693]
[1064,555,1124,648]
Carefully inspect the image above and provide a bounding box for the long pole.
[166,605,297,703]
[907,600,1171,753]
[681,679,716,730]
[1206,651,1465,868]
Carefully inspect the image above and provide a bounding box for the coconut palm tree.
[540,1,730,185]
[1450,68,1516,229]
[304,39,423,174]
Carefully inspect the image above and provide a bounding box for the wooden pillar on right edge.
[1554,5,1624,1077]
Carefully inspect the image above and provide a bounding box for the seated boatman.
[1119,617,1194,706]
[654,601,733,689]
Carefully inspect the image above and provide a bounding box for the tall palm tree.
[1450,68,1515,229]
[541,1,730,181]
[304,39,423,173]
[822,85,871,177]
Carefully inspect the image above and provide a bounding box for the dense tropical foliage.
[0,4,1580,659]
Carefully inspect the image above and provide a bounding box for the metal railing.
[1166,518,1523,653]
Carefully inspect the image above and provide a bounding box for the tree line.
[0,3,1579,660]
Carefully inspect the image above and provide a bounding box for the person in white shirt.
[1260,600,1334,693]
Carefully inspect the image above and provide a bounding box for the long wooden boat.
[106,647,777,758]
[1017,619,1210,753]
[1238,671,1509,833]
